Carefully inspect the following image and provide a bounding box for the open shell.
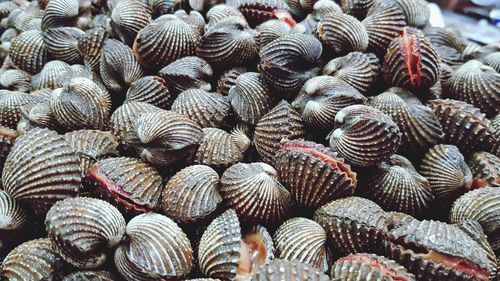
[467,151,500,188]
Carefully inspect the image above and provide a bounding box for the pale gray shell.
[125,76,172,109]
[251,259,331,281]
[77,27,107,71]
[31,60,71,90]
[0,69,31,92]
[158,56,213,95]
[9,30,47,74]
[171,89,230,128]
[110,0,152,46]
[110,101,162,144]
[0,90,37,129]
[0,190,29,232]
[43,27,84,64]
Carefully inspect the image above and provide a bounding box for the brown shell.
[40,0,82,30]
[255,19,291,48]
[322,52,380,94]
[0,90,37,129]
[328,105,401,167]
[340,0,375,18]
[6,4,44,33]
[383,27,440,91]
[0,126,18,173]
[31,60,71,90]
[174,9,206,37]
[479,51,500,72]
[86,157,163,214]
[110,0,152,46]
[110,101,162,144]
[171,89,230,128]
[433,45,464,67]
[206,4,245,29]
[393,0,430,28]
[227,0,292,28]
[161,165,222,223]
[9,30,47,74]
[45,197,126,269]
[274,139,357,208]
[313,196,388,255]
[254,100,305,164]
[43,27,84,64]
[158,56,213,95]
[251,259,331,281]
[16,102,57,134]
[62,271,117,281]
[467,151,500,188]
[0,190,29,232]
[77,27,107,71]
[125,76,172,109]
[423,26,466,53]
[114,213,193,280]
[217,67,247,96]
[0,69,31,92]
[220,162,293,224]
[2,128,81,214]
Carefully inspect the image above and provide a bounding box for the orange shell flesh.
[418,251,489,281]
[237,232,267,277]
[337,255,409,281]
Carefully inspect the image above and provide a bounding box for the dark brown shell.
[217,67,247,96]
[227,0,292,28]
[206,4,245,29]
[77,27,107,71]
[159,56,213,95]
[423,26,467,53]
[43,27,84,64]
[174,9,206,37]
[0,126,18,174]
[171,89,230,128]
[9,30,48,74]
[255,19,291,48]
[0,69,31,92]
[110,101,162,144]
[313,197,388,255]
[125,76,172,109]
[110,0,152,46]
[62,271,117,281]
[340,0,376,18]
[392,0,430,28]
[31,60,71,90]
[0,90,37,129]
[251,259,331,281]
[0,190,30,233]
[467,151,500,188]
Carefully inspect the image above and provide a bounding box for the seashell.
[1,238,63,281]
[0,126,18,172]
[392,0,430,28]
[419,144,472,207]
[172,89,230,128]
[254,100,305,164]
[340,0,376,19]
[2,128,81,214]
[197,16,259,68]
[294,0,341,35]
[429,99,496,155]
[16,102,56,134]
[174,9,206,37]
[258,34,322,94]
[45,197,126,269]
[86,157,163,214]
[313,196,388,255]
[63,130,119,177]
[77,27,107,71]
[443,60,500,118]
[0,69,31,92]
[274,139,357,208]
[194,127,249,170]
[227,0,293,28]
[161,165,222,223]
[189,0,224,13]
[125,76,172,109]
[251,259,331,281]
[110,0,152,46]
[220,162,293,224]
[0,90,37,129]
[423,26,467,52]
[0,1,19,18]
[115,213,193,281]
[450,187,500,252]
[217,67,247,96]
[331,253,416,281]
[149,0,185,17]
[467,151,500,188]
[50,77,111,131]
[228,72,274,125]
[360,154,434,217]
[292,76,366,132]
[43,27,84,64]
[479,52,500,73]
[322,52,380,94]
[385,219,496,281]
[255,19,291,48]
[316,11,369,56]
[367,87,444,152]
[133,16,199,68]
[385,211,416,229]
[110,101,162,144]
[6,4,44,33]
[274,217,332,272]
[31,60,71,90]
[361,0,406,56]
[40,0,79,30]
[328,105,401,167]
[9,30,47,74]
[0,190,29,233]
[206,4,246,29]
[62,270,117,281]
[159,56,213,95]
[383,27,440,91]
[99,39,145,93]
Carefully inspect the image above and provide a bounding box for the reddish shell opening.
[273,10,296,27]
[471,178,489,189]
[399,29,422,87]
[0,127,18,138]
[237,231,267,277]
[337,255,409,281]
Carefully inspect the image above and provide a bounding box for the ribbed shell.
[43,27,84,64]
[62,271,117,281]
[0,69,31,92]
[450,187,500,252]
[161,165,222,223]
[228,72,274,125]
[217,67,247,96]
[110,101,162,144]
[274,217,331,272]
[99,39,145,93]
[40,0,79,30]
[174,9,205,37]
[16,102,56,134]
[2,128,80,214]
[383,27,440,91]
[322,52,380,94]
[0,90,37,129]
[220,162,293,224]
[251,259,331,281]
[195,128,248,169]
[254,100,305,164]
[258,34,322,94]
[331,253,416,281]
[444,60,500,118]
[467,151,500,188]
[313,197,388,255]
[328,105,401,167]
[197,16,258,68]
[316,11,369,55]
[255,20,291,48]
[424,26,466,53]
[77,27,107,70]
[206,4,246,29]
[1,238,62,281]
[125,76,172,109]
[31,60,71,90]
[0,126,17,171]
[419,144,472,206]
[158,56,213,95]
[115,213,193,281]
[6,4,44,33]
[9,30,47,74]
[479,52,500,72]
[227,0,291,28]
[361,154,433,217]
[110,0,152,46]
[393,0,430,28]
[0,190,29,232]
[45,197,126,269]
[172,89,230,128]
[0,1,19,18]
[340,0,375,18]
[134,16,199,68]
[86,157,163,214]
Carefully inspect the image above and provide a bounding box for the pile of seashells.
[0,0,498,279]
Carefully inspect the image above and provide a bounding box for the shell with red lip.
[159,56,213,95]
[125,76,172,109]
[227,0,294,28]
[467,151,500,188]
[9,30,47,74]
[252,259,331,281]
[171,89,230,128]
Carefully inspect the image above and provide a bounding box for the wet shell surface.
[251,259,331,281]
[0,190,29,232]
[45,197,126,269]
[2,128,81,214]
[0,126,18,171]
[217,67,247,96]
[195,127,249,169]
[0,90,37,129]
[77,27,107,70]
[171,89,230,128]
[43,27,84,64]
[159,56,213,95]
[9,30,47,74]
[206,4,246,28]
[467,151,500,188]
[161,165,222,223]
[313,197,388,255]
[114,213,193,280]
[328,105,401,167]
[125,76,172,109]
[274,139,357,208]
[110,0,152,46]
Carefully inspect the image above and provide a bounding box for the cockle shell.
[392,0,430,28]
[0,1,19,18]
[6,3,44,33]
[45,197,126,269]
[31,60,71,90]
[0,190,29,233]
[115,213,193,280]
[171,89,230,128]
[479,52,500,73]
[174,9,206,37]
[294,0,341,34]
[125,76,172,109]
[159,56,213,95]
[313,197,388,255]
[62,271,117,281]
[217,67,246,96]
[2,128,81,214]
[0,126,18,173]
[77,27,107,70]
[227,0,293,28]
[423,26,466,53]
[251,259,331,281]
[16,102,57,134]
[206,4,245,29]
[110,101,162,144]
[340,0,375,18]
[40,0,90,30]
[254,100,305,164]
[110,0,152,46]
[0,90,37,129]
[43,27,84,64]
[274,217,331,272]
[220,162,293,224]
[9,30,47,74]
[161,165,222,223]
[0,69,31,92]
[467,151,500,188]
[255,19,291,48]
[328,105,401,167]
